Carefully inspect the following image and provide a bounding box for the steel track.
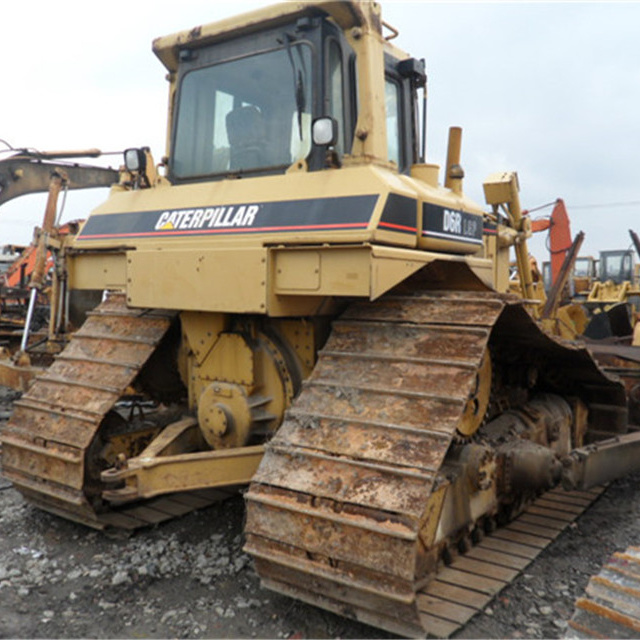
[0,287,628,635]
[568,545,640,638]
[244,289,622,637]
[418,486,605,637]
[0,292,233,529]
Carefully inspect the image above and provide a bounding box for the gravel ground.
[1,383,640,640]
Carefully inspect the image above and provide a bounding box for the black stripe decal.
[483,221,498,236]
[378,193,417,235]
[77,195,379,241]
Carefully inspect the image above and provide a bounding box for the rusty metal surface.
[244,289,506,637]
[0,359,44,392]
[249,486,604,638]
[243,286,625,638]
[568,545,640,638]
[18,484,240,531]
[0,292,178,528]
[587,345,640,425]
[416,487,605,638]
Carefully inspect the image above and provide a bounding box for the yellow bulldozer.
[2,1,640,637]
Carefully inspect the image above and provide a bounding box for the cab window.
[385,77,402,168]
[327,40,345,155]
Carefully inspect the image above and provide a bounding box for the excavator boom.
[530,198,573,288]
[0,151,119,207]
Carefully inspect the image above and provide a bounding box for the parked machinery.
[0,149,119,388]
[1,2,640,636]
[572,255,598,298]
[583,235,640,340]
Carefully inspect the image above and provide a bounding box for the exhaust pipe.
[444,126,464,195]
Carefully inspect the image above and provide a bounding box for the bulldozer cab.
[574,255,597,279]
[159,4,424,181]
[572,255,597,297]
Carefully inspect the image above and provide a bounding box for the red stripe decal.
[77,222,370,240]
[378,221,417,233]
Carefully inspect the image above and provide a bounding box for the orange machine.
[530,198,573,289]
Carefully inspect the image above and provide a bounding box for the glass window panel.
[385,78,401,166]
[328,41,344,154]
[173,44,312,178]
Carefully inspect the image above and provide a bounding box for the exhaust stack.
[445,126,464,195]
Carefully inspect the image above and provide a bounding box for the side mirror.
[312,117,338,147]
[124,148,147,173]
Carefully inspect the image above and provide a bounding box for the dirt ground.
[2,382,640,640]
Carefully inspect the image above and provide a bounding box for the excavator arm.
[0,150,119,207]
[0,150,121,386]
[530,198,573,288]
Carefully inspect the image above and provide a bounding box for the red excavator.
[530,198,574,292]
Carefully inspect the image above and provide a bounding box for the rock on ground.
[1,380,640,639]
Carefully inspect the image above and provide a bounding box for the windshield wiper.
[284,33,306,140]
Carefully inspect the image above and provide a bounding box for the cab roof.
[153,1,368,72]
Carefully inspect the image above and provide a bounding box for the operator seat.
[225,105,266,171]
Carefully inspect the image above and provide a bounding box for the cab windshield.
[601,252,633,284]
[172,43,313,178]
[573,258,593,278]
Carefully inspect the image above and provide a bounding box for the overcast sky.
[2,0,639,264]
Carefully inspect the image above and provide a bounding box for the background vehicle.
[581,235,640,339]
[0,244,27,344]
[1,2,640,637]
[572,255,598,297]
[0,150,118,388]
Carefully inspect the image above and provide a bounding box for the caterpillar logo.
[155,204,260,231]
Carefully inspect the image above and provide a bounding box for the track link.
[568,545,640,639]
[420,486,604,637]
[245,290,505,636]
[244,289,623,637]
[0,292,232,529]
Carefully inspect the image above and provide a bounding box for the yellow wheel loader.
[2,2,640,637]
